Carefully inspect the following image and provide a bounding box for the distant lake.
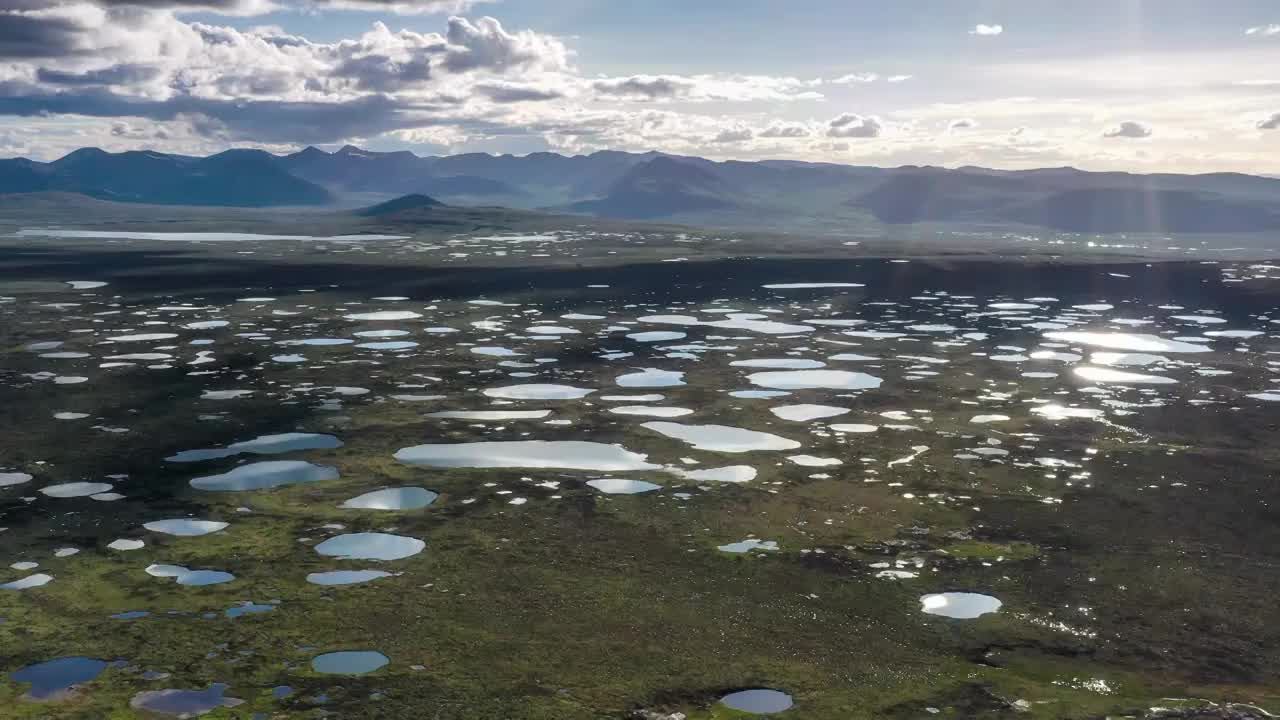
[15,229,408,242]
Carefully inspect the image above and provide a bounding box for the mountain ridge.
[3,145,1279,233]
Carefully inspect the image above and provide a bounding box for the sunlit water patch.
[609,406,693,418]
[586,479,661,494]
[0,472,33,487]
[746,370,882,391]
[39,482,113,498]
[9,657,108,700]
[190,461,339,492]
[143,519,227,536]
[340,487,438,510]
[641,422,800,453]
[719,689,794,714]
[920,592,1002,619]
[396,441,660,471]
[314,533,425,561]
[770,404,849,421]
[145,564,235,586]
[616,368,685,388]
[1073,367,1176,385]
[1043,331,1211,354]
[731,359,826,369]
[2,573,54,590]
[673,466,758,483]
[718,539,779,553]
[428,409,551,420]
[344,310,422,321]
[311,651,389,675]
[129,684,242,716]
[482,384,594,400]
[306,570,394,586]
[167,433,342,462]
[763,282,862,289]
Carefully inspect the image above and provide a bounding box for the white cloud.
[312,0,492,15]
[65,0,488,16]
[831,72,877,84]
[758,122,809,138]
[711,126,752,143]
[591,74,692,99]
[0,2,1276,173]
[441,16,569,73]
[971,24,1003,36]
[474,81,564,103]
[1244,24,1280,36]
[591,73,821,102]
[1103,120,1152,138]
[827,113,881,138]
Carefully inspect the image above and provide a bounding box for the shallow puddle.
[919,592,1003,619]
[306,570,394,586]
[719,689,794,714]
[746,370,882,390]
[340,487,438,510]
[615,368,686,388]
[190,461,339,492]
[718,539,779,553]
[482,384,594,400]
[314,533,425,561]
[129,684,242,716]
[142,519,228,536]
[168,433,342,462]
[586,479,662,494]
[311,651,389,675]
[396,441,660,471]
[641,422,801,453]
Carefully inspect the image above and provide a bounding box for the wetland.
[0,210,1278,719]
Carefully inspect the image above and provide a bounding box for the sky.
[0,0,1278,173]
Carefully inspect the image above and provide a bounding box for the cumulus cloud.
[475,82,564,103]
[758,122,809,138]
[441,16,568,73]
[2,0,1270,170]
[4,6,840,157]
[0,3,102,59]
[0,9,583,147]
[0,88,435,144]
[591,75,691,100]
[827,113,881,138]
[971,24,1003,36]
[88,0,277,14]
[1103,120,1152,138]
[36,63,163,86]
[329,24,437,91]
[1244,24,1280,36]
[711,126,752,143]
[35,0,484,15]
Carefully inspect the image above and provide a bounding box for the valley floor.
[0,213,1278,719]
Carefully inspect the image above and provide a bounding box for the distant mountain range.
[0,147,330,207]
[3,144,1280,234]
